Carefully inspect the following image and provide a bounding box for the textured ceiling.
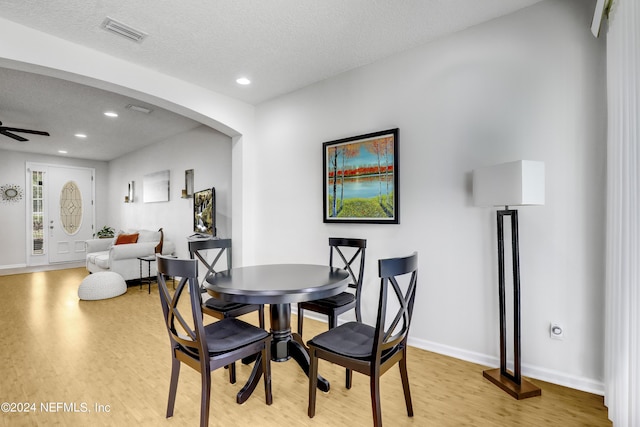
[0,0,543,160]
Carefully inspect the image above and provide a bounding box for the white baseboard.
[408,337,605,396]
[0,262,85,276]
[294,308,604,396]
[0,263,27,271]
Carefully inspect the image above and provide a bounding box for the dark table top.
[205,263,350,305]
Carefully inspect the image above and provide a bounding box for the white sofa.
[85,229,176,281]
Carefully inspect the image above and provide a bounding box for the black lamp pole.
[483,207,541,399]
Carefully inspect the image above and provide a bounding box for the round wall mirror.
[0,184,23,203]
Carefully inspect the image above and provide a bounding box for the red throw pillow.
[115,233,139,245]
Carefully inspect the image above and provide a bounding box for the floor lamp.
[473,160,544,400]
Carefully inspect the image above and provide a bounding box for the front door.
[47,165,94,263]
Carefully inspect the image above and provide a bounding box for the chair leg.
[166,356,181,418]
[346,368,353,389]
[228,362,236,384]
[258,305,265,329]
[297,305,305,336]
[370,374,382,427]
[262,343,273,405]
[328,313,338,329]
[200,369,211,427]
[308,346,318,418]
[399,349,414,417]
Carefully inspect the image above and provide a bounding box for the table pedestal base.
[289,333,330,392]
[235,304,330,404]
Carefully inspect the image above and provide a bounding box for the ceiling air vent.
[125,104,153,114]
[101,17,147,43]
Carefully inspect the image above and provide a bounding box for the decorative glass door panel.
[59,181,83,235]
[31,170,45,255]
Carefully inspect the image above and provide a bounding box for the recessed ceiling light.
[75,133,87,138]
[236,77,251,85]
[58,150,68,154]
[104,111,118,118]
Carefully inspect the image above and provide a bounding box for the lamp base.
[483,368,541,400]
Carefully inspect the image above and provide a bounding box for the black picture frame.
[193,187,216,236]
[323,128,399,224]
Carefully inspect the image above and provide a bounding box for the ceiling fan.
[0,120,50,142]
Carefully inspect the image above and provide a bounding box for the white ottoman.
[78,272,127,301]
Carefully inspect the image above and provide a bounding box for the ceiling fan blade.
[0,127,50,136]
[0,130,28,142]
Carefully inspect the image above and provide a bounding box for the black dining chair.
[156,255,272,427]
[297,237,366,388]
[297,237,367,338]
[189,238,265,383]
[307,252,418,427]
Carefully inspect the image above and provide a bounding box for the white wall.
[107,125,232,259]
[0,149,108,269]
[251,0,606,393]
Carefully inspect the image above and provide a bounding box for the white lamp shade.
[473,160,545,207]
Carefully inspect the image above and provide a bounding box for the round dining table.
[205,263,350,403]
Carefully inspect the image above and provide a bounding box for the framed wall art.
[323,128,399,224]
[143,170,170,203]
[193,187,216,236]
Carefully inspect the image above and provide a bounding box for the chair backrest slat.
[157,256,207,361]
[328,237,367,321]
[373,252,418,358]
[188,238,232,288]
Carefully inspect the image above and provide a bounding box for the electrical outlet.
[550,323,564,340]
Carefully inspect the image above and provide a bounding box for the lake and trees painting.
[323,128,399,224]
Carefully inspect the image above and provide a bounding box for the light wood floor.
[0,268,611,427]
